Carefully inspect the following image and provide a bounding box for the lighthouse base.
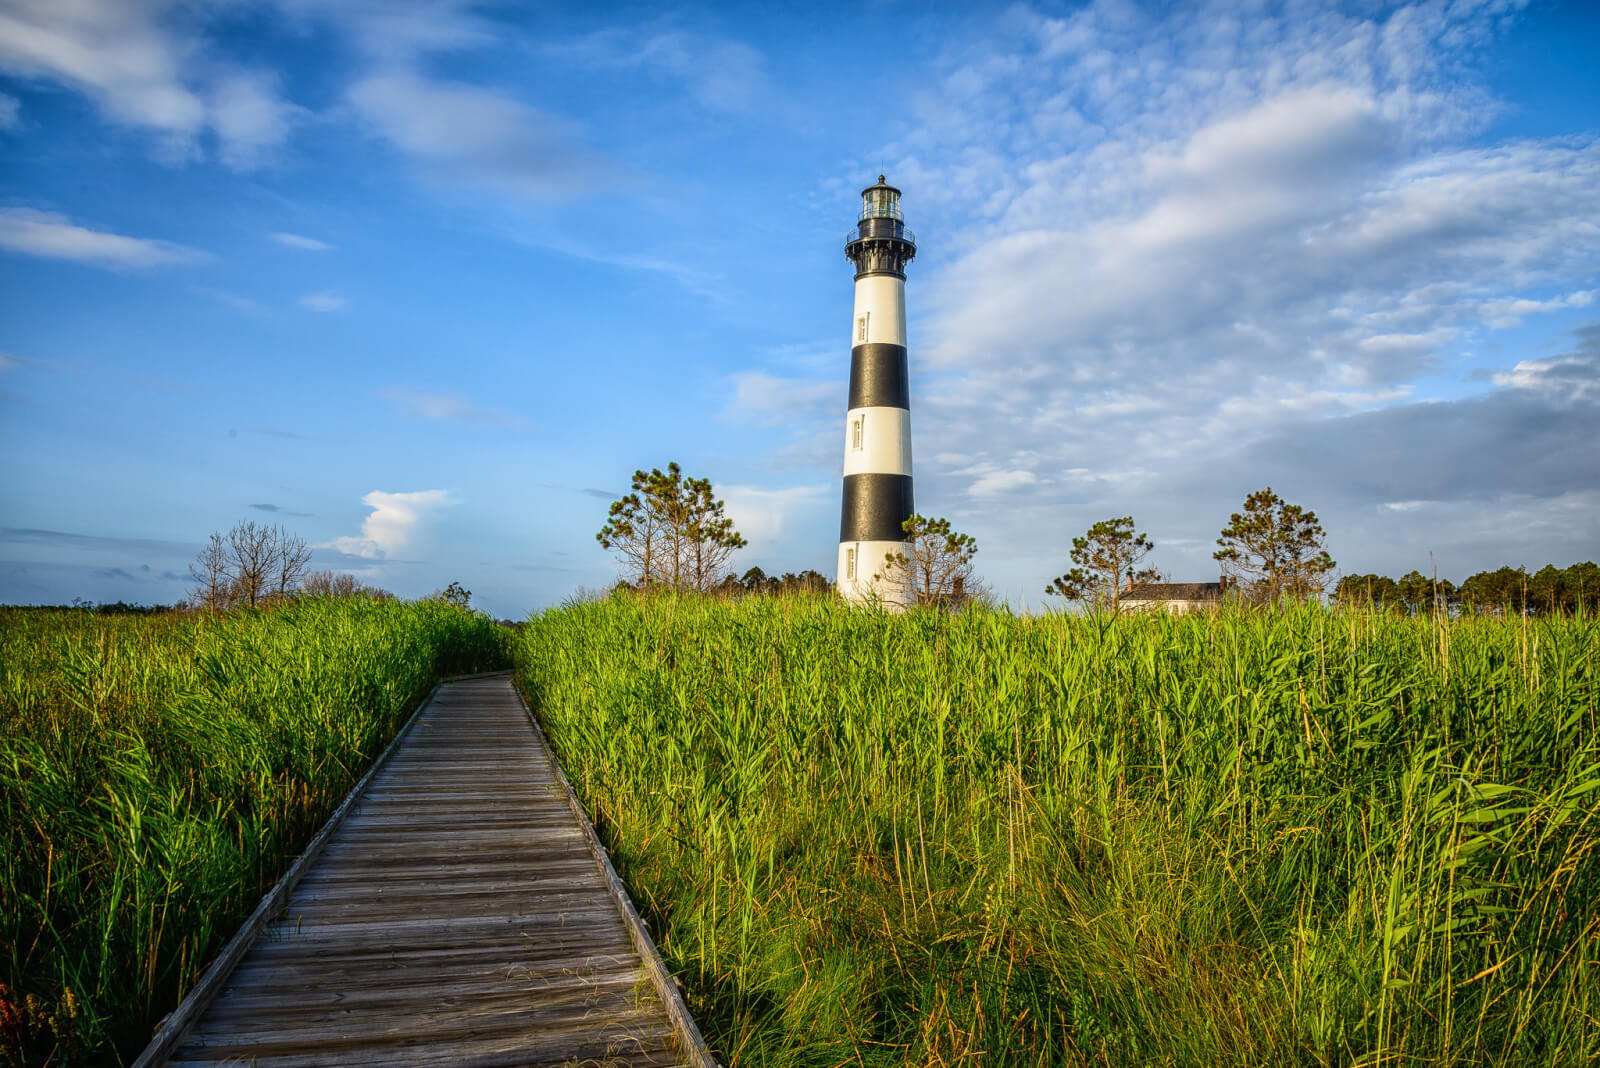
[836,539,911,607]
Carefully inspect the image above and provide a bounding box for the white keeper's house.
[1122,579,1230,615]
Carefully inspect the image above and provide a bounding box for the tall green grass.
[0,599,511,1065]
[517,595,1599,1066]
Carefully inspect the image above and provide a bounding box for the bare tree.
[227,520,277,608]
[188,531,232,613]
[303,570,357,598]
[302,570,391,600]
[879,515,980,608]
[189,520,316,611]
[274,531,312,600]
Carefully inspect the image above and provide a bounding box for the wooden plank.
[132,677,447,1068]
[217,946,641,992]
[509,685,718,1067]
[198,966,654,1023]
[142,672,710,1067]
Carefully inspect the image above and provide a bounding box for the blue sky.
[1,0,1596,617]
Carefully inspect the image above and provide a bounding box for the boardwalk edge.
[510,681,720,1068]
[132,674,449,1068]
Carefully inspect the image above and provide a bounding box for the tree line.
[1336,562,1599,615]
[594,468,1342,610]
[184,519,480,613]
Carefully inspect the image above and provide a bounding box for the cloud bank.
[826,1,1600,586]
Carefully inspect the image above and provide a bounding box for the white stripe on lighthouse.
[852,275,906,346]
[842,406,913,476]
[837,539,912,604]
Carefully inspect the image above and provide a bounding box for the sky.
[1,0,1596,618]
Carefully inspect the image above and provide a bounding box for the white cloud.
[0,92,18,129]
[0,207,209,268]
[210,70,301,169]
[271,231,332,251]
[968,469,1039,498]
[348,72,598,199]
[726,371,836,423]
[195,287,267,315]
[0,0,296,166]
[276,0,496,64]
[719,484,830,550]
[1477,289,1597,329]
[381,387,528,429]
[328,489,457,559]
[555,26,776,115]
[299,292,346,312]
[791,1,1600,598]
[1492,347,1598,404]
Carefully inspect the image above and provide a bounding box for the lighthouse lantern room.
[837,177,917,604]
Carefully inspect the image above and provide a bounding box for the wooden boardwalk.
[143,672,709,1067]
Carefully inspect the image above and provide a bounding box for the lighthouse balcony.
[845,223,915,250]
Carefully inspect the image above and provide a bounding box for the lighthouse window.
[852,416,864,450]
[846,547,857,580]
[863,188,900,220]
[856,314,869,342]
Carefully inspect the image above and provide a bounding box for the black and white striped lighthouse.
[837,177,917,604]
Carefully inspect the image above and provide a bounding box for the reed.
[0,599,511,1065]
[516,594,1598,1066]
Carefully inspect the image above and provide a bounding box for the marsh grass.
[0,599,511,1065]
[517,595,1598,1066]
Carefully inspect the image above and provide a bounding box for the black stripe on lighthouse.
[839,473,915,543]
[848,343,910,410]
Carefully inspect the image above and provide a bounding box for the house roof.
[1124,581,1225,601]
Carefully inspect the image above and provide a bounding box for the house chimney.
[1125,574,1134,593]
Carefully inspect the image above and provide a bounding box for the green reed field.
[517,595,1599,1067]
[0,599,511,1066]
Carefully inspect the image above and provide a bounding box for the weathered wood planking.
[145,672,711,1068]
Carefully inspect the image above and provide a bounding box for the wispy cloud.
[554,25,776,115]
[516,233,718,299]
[719,484,830,550]
[0,208,210,268]
[0,0,298,166]
[299,292,346,312]
[271,231,332,251]
[725,371,837,425]
[0,526,191,555]
[348,72,603,200]
[328,489,457,559]
[195,286,267,315]
[531,482,617,500]
[246,426,315,440]
[0,92,18,130]
[277,0,498,64]
[380,387,529,430]
[250,502,314,518]
[211,69,303,168]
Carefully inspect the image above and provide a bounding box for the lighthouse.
[837,177,916,604]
